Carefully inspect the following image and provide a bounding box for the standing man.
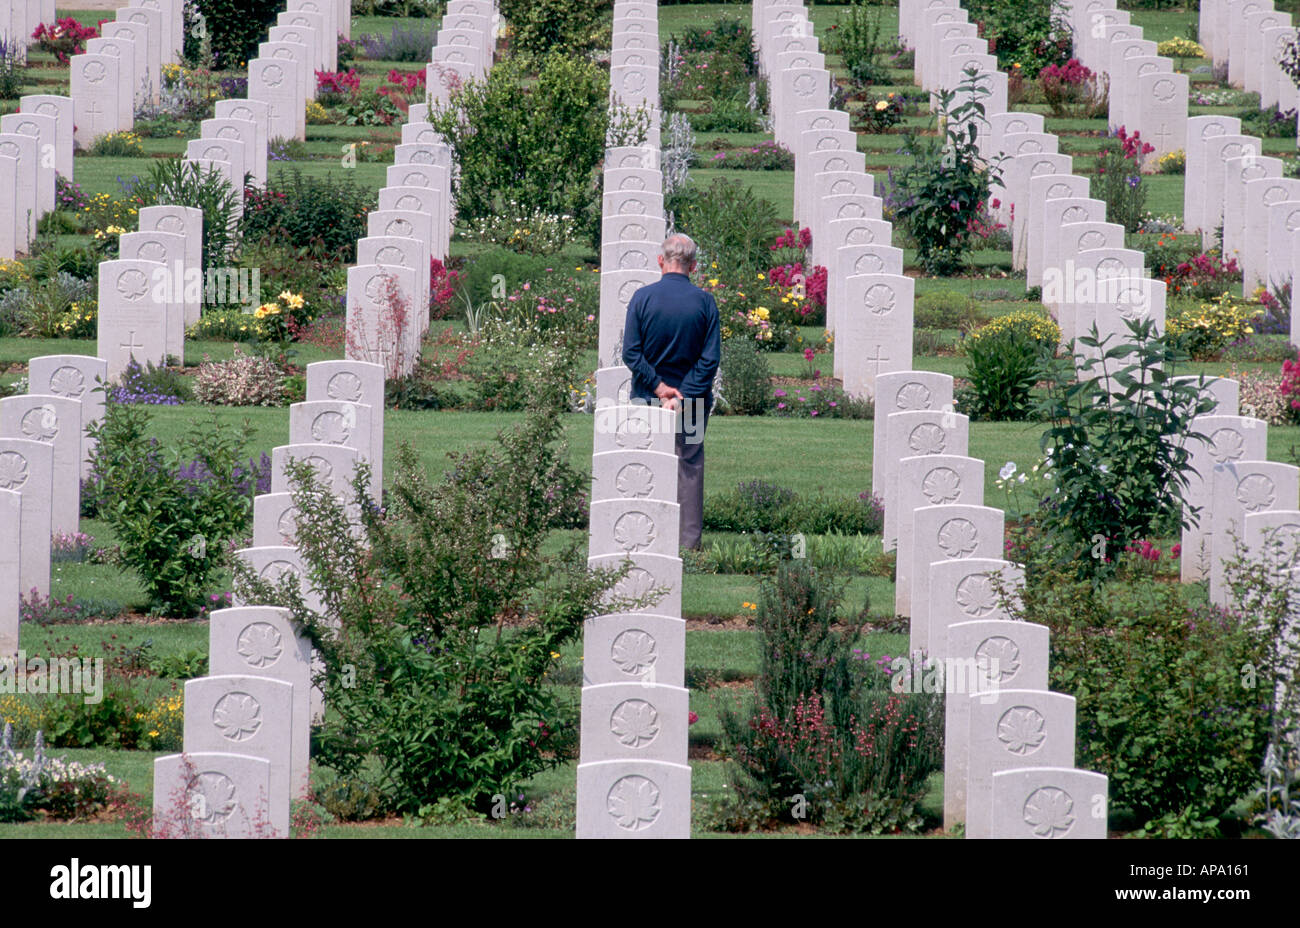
[621,234,721,550]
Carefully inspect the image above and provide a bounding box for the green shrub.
[714,562,943,832]
[188,0,283,70]
[242,169,375,262]
[887,69,1002,276]
[717,341,773,415]
[826,1,893,84]
[963,0,1072,77]
[704,482,884,535]
[86,402,257,615]
[1008,550,1279,833]
[1033,318,1217,579]
[671,177,782,272]
[959,311,1058,421]
[123,160,242,294]
[233,400,632,816]
[456,248,562,306]
[499,0,608,58]
[428,55,612,251]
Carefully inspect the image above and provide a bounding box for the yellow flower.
[875,100,889,111]
[550,651,560,659]
[708,278,719,286]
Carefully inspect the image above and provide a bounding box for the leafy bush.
[671,177,782,272]
[233,398,627,817]
[1008,552,1276,833]
[825,1,893,84]
[242,169,375,261]
[887,69,1001,276]
[193,349,288,406]
[428,56,611,250]
[87,131,146,158]
[500,0,608,59]
[691,96,765,133]
[964,0,1072,77]
[189,0,283,70]
[86,402,257,615]
[455,247,563,306]
[714,562,942,832]
[705,482,884,536]
[1166,293,1262,361]
[960,311,1057,422]
[1033,319,1216,578]
[717,341,773,415]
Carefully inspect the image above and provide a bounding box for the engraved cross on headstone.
[1153,122,1172,152]
[87,101,104,121]
[120,330,145,357]
[866,344,890,376]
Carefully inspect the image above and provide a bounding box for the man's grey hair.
[661,234,698,268]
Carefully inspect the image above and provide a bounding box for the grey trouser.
[676,399,710,550]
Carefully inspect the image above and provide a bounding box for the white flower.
[999,462,1017,481]
[1098,464,1109,474]
[1017,473,1027,484]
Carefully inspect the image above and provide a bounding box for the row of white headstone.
[0,95,69,261]
[883,5,1114,839]
[1200,0,1300,118]
[872,371,1110,839]
[342,1,495,378]
[0,0,53,60]
[65,1,183,147]
[756,0,914,401]
[576,0,690,841]
[424,0,500,105]
[908,2,1300,832]
[151,353,384,838]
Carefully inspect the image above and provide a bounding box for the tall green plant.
[233,396,641,817]
[499,0,609,58]
[124,160,242,287]
[827,1,892,84]
[888,68,1003,276]
[670,176,782,273]
[86,400,257,615]
[427,55,613,251]
[715,562,943,832]
[1033,318,1217,579]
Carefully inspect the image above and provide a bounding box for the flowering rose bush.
[1279,352,1300,424]
[1038,58,1106,118]
[31,17,99,63]
[315,68,361,105]
[861,92,905,132]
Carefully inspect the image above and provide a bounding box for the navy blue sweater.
[621,272,722,402]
